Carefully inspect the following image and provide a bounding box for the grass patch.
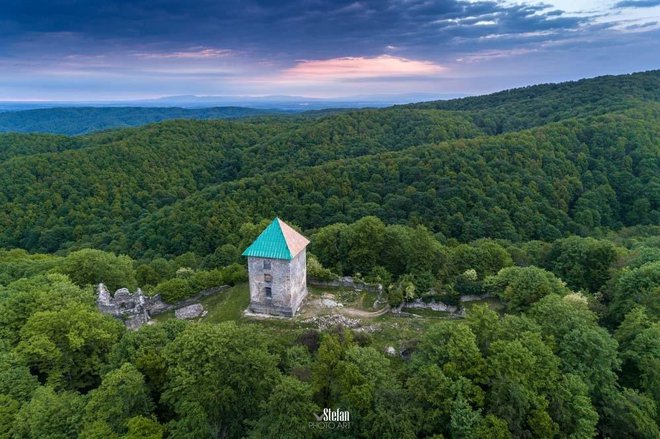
[151,283,251,324]
[307,284,382,311]
[462,297,505,313]
[202,283,251,323]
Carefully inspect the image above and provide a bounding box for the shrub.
[155,278,194,303]
[307,255,338,281]
[219,263,247,285]
[189,269,225,292]
[58,249,136,291]
[387,288,404,308]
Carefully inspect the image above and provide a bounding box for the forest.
[0,106,289,135]
[0,70,658,438]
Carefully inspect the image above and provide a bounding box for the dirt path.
[338,305,390,318]
[299,297,389,320]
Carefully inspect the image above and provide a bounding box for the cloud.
[0,0,657,99]
[133,47,233,59]
[456,48,538,63]
[282,55,445,80]
[613,0,660,8]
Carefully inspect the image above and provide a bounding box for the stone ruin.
[96,283,227,329]
[96,284,163,330]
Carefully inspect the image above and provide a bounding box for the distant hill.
[0,70,657,256]
[406,70,660,133]
[0,106,290,135]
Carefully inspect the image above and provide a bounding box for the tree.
[0,395,20,438]
[14,304,124,390]
[465,304,502,355]
[544,236,620,293]
[450,396,483,439]
[0,273,94,345]
[447,240,513,279]
[600,387,660,439]
[413,322,486,381]
[248,377,320,439]
[154,277,194,303]
[344,216,386,275]
[83,363,154,434]
[162,322,281,438]
[311,332,348,407]
[548,373,598,439]
[107,319,188,397]
[364,387,417,439]
[123,416,164,439]
[486,266,569,312]
[607,261,660,324]
[58,249,137,291]
[11,386,85,439]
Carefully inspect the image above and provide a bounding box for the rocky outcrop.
[175,304,206,319]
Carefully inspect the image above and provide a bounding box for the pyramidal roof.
[242,218,310,260]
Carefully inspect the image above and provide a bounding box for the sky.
[0,0,659,101]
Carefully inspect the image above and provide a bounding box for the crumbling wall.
[308,276,382,294]
[96,283,229,329]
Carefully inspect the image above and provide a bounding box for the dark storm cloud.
[0,0,587,59]
[614,0,660,8]
[0,0,657,99]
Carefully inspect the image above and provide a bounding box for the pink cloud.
[282,55,445,80]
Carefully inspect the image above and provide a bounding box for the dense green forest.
[0,106,290,135]
[0,70,659,438]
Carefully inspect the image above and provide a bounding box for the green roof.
[241,218,309,260]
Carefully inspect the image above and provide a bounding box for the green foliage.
[162,322,281,438]
[486,266,570,312]
[58,249,137,291]
[15,304,124,390]
[0,71,658,438]
[607,261,660,324]
[83,363,154,434]
[248,376,320,439]
[411,70,660,133]
[447,240,513,280]
[312,219,444,282]
[544,236,621,293]
[616,307,660,417]
[107,319,188,397]
[1,74,657,260]
[0,394,20,437]
[11,386,85,439]
[0,106,285,135]
[0,273,95,345]
[306,254,337,281]
[530,295,621,397]
[154,277,194,303]
[123,416,164,439]
[600,387,660,439]
[0,248,62,286]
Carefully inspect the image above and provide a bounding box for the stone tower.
[242,218,310,317]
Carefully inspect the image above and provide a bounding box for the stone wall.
[308,276,382,294]
[288,249,307,314]
[403,299,459,314]
[96,283,229,329]
[247,250,308,317]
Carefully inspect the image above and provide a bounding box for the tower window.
[265,286,272,298]
[263,260,271,269]
[264,273,272,282]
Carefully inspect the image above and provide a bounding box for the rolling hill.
[0,70,657,257]
[0,106,290,135]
